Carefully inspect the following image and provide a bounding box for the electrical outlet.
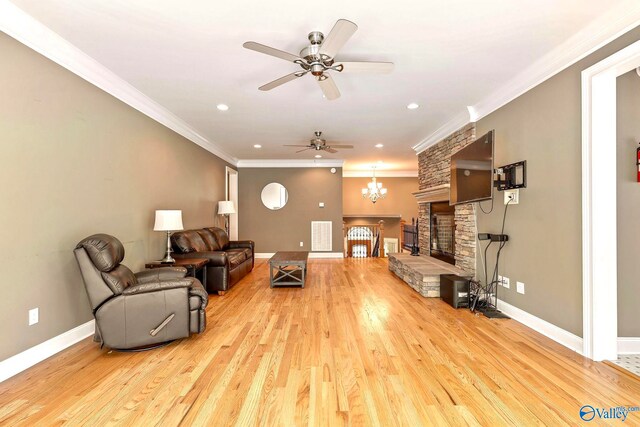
[497,275,503,286]
[517,281,525,294]
[299,241,304,247]
[503,277,510,289]
[319,202,325,208]
[504,189,519,205]
[29,308,39,326]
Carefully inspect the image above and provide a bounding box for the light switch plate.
[517,281,525,294]
[319,202,325,208]
[29,308,39,326]
[299,241,304,247]
[497,275,503,286]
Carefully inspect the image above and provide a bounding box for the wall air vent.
[311,221,332,251]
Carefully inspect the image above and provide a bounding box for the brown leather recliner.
[171,227,254,294]
[74,234,208,350]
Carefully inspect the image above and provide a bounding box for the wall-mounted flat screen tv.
[450,130,494,205]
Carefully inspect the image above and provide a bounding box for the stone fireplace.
[412,123,477,276]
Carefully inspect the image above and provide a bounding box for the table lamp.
[154,210,184,263]
[217,201,236,236]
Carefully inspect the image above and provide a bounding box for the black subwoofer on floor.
[440,274,470,309]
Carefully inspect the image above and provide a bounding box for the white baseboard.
[497,299,584,355]
[0,320,95,383]
[309,252,344,259]
[618,337,640,354]
[255,252,344,259]
[254,253,275,258]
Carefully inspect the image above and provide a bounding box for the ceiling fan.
[284,131,354,153]
[243,19,393,100]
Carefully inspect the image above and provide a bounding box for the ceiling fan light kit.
[243,19,394,100]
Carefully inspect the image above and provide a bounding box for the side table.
[145,258,208,288]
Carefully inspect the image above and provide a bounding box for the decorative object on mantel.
[154,210,184,263]
[217,201,236,236]
[361,167,387,203]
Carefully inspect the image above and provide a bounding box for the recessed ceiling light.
[253,144,262,148]
[407,103,419,110]
[216,104,229,111]
[315,154,322,158]
[375,143,384,148]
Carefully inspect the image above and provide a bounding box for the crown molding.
[413,6,640,155]
[412,110,471,154]
[236,159,344,168]
[0,0,238,166]
[472,6,640,122]
[342,170,418,178]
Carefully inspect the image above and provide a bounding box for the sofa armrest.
[229,240,254,252]
[123,278,194,295]
[189,280,208,309]
[135,267,187,283]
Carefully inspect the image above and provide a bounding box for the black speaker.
[440,275,470,309]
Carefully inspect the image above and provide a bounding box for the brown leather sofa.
[171,227,254,294]
[74,234,208,350]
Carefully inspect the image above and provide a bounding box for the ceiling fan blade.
[317,74,341,100]
[259,72,305,91]
[319,19,358,59]
[324,147,338,154]
[327,144,354,149]
[283,144,312,147]
[296,147,313,153]
[336,61,394,74]
[243,41,301,62]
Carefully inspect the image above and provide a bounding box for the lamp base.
[160,231,175,264]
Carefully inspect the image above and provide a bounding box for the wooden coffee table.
[269,251,309,288]
[145,258,208,286]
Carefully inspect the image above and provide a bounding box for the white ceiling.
[8,0,639,172]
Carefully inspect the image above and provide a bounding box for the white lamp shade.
[153,210,184,231]
[218,200,236,215]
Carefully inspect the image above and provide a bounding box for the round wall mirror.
[261,182,288,210]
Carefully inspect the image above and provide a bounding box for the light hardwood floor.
[1,258,639,426]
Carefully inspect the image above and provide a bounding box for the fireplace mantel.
[412,184,450,204]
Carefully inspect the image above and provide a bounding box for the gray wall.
[475,26,640,337]
[0,33,229,361]
[617,70,640,337]
[238,168,343,253]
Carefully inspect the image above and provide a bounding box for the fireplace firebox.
[430,201,456,265]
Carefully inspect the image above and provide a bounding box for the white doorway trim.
[581,40,640,361]
[225,167,239,240]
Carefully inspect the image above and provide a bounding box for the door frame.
[581,40,640,360]
[225,167,239,240]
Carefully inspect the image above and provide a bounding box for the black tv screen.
[450,130,494,205]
